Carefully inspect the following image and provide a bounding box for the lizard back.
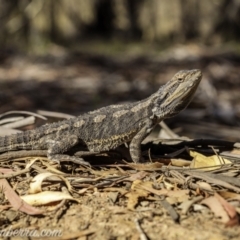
[0,97,155,152]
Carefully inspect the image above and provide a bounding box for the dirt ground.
[0,48,240,239]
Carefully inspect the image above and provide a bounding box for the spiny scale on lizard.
[0,69,202,165]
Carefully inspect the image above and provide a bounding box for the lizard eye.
[178,77,183,82]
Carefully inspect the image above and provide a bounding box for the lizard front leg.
[129,119,154,163]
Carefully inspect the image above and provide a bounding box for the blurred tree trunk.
[214,0,240,41]
[0,0,240,51]
[125,0,142,39]
[93,0,114,37]
[180,0,200,40]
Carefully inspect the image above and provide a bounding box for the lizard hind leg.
[46,135,90,166]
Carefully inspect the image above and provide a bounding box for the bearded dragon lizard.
[0,69,202,165]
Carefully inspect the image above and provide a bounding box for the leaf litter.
[0,111,240,239]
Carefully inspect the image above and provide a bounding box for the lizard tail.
[0,131,32,152]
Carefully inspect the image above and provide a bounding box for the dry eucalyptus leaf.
[215,193,238,220]
[196,181,213,191]
[171,159,191,167]
[127,171,149,181]
[190,150,231,170]
[201,196,229,223]
[28,172,72,194]
[126,180,151,210]
[21,191,80,206]
[0,178,43,215]
[218,191,240,201]
[126,162,163,170]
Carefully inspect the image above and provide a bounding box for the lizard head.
[152,69,202,120]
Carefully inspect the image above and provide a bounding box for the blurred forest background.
[1,0,240,50]
[0,0,240,140]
